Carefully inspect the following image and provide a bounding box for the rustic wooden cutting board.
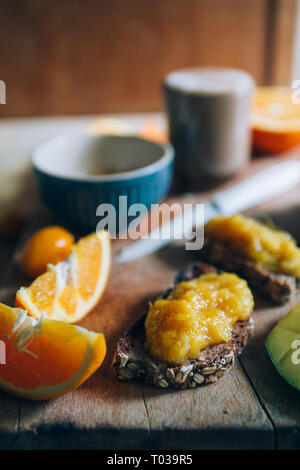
[1,155,300,450]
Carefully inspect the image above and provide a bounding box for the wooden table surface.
[1,119,300,449]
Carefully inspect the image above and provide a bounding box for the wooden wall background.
[0,0,298,117]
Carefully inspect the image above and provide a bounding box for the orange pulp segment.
[15,231,111,323]
[251,86,300,153]
[0,302,106,399]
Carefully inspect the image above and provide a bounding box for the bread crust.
[200,238,296,304]
[112,263,254,389]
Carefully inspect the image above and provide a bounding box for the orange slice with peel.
[15,231,111,323]
[0,302,106,399]
[251,86,300,153]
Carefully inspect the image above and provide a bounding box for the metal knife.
[116,161,300,263]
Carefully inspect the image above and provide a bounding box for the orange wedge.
[251,86,300,154]
[15,231,111,323]
[0,303,106,400]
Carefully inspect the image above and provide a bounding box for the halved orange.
[15,231,111,323]
[0,303,106,400]
[251,86,300,154]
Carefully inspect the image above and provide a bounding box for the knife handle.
[213,161,300,215]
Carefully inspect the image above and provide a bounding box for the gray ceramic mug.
[164,67,255,188]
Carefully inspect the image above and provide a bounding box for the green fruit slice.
[266,303,300,390]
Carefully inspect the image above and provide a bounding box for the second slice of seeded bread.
[112,262,254,389]
[199,238,297,304]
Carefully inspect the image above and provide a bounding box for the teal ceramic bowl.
[32,134,174,233]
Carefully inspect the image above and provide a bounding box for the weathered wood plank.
[0,223,274,449]
[0,391,19,450]
[239,203,300,450]
[11,239,192,448]
[6,153,300,448]
[0,245,20,449]
[239,299,300,450]
[0,210,56,449]
[142,362,274,450]
[12,378,151,450]
[5,233,154,449]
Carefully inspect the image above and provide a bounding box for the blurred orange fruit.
[16,231,111,324]
[90,117,134,136]
[251,86,300,154]
[19,226,75,277]
[0,302,106,400]
[138,119,169,144]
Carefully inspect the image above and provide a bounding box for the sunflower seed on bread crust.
[112,262,254,389]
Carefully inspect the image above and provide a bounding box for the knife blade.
[116,161,300,263]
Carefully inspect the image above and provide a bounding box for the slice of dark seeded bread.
[200,238,297,304]
[112,262,254,389]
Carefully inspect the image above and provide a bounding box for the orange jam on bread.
[206,214,300,277]
[145,272,253,365]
